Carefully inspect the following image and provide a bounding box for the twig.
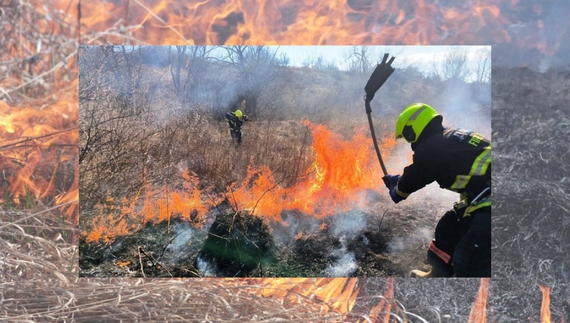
[7,60,65,93]
[137,246,171,276]
[40,148,62,199]
[137,246,146,278]
[0,127,79,151]
[0,199,77,229]
[378,209,389,230]
[250,175,288,216]
[158,229,187,261]
[130,0,189,42]
[165,182,170,234]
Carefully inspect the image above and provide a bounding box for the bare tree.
[430,49,469,82]
[78,46,169,208]
[301,49,338,71]
[169,45,214,108]
[473,48,491,83]
[345,46,374,74]
[446,50,469,81]
[344,46,408,74]
[222,46,286,117]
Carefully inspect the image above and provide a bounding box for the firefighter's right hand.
[382,174,401,190]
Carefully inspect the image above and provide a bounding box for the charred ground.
[492,66,570,320]
[79,190,453,278]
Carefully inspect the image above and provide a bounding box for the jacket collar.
[411,118,444,151]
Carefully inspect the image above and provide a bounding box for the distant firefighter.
[382,103,491,277]
[226,109,249,146]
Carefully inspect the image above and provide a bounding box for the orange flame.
[84,170,212,243]
[258,277,361,315]
[468,278,490,323]
[52,0,519,47]
[256,278,401,320]
[0,81,79,223]
[256,278,567,322]
[367,277,395,323]
[230,121,395,221]
[539,284,551,323]
[83,121,397,241]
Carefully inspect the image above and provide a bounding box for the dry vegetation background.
[0,0,569,322]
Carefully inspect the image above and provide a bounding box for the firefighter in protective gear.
[226,109,248,145]
[382,103,491,277]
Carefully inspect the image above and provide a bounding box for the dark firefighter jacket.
[226,112,245,131]
[395,118,491,203]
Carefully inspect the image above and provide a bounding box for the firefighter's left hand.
[389,186,404,204]
[382,174,401,190]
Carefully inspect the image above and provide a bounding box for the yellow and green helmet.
[395,103,442,143]
[235,109,243,119]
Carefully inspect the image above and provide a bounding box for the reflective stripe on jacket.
[396,123,491,201]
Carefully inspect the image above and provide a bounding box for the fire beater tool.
[364,53,396,183]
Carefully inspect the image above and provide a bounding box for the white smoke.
[196,256,218,277]
[388,226,432,253]
[320,210,370,277]
[273,211,323,246]
[323,237,358,277]
[439,81,491,138]
[163,221,200,264]
[331,210,368,236]
[324,252,358,277]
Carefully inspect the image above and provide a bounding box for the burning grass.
[77,105,431,277]
[0,205,442,322]
[1,204,430,321]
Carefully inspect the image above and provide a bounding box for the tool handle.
[365,99,388,176]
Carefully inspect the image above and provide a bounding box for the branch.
[0,127,79,152]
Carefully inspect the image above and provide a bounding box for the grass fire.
[77,45,491,278]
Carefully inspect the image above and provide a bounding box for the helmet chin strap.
[402,125,416,143]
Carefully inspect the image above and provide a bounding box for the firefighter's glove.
[389,186,405,204]
[382,174,401,190]
[382,174,404,204]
